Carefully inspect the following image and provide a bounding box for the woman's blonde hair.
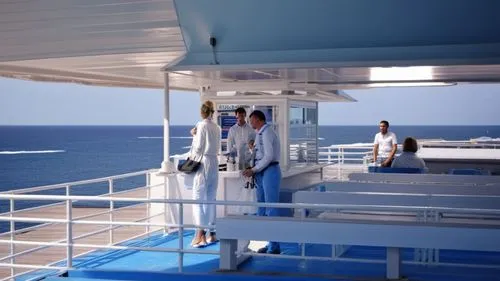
[200,100,215,118]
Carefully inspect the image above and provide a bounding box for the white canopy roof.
[2,0,500,99]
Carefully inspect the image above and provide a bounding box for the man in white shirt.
[243,110,281,254]
[373,120,397,167]
[226,107,256,170]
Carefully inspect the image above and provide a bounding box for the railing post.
[300,208,306,257]
[146,172,151,235]
[178,203,184,272]
[66,185,73,268]
[9,196,15,279]
[337,147,341,180]
[327,148,331,163]
[108,179,114,245]
[163,176,168,234]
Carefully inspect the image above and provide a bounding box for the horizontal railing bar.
[319,146,373,149]
[1,194,500,215]
[0,240,219,255]
[0,262,66,270]
[318,152,370,155]
[73,202,149,221]
[0,169,156,195]
[0,217,216,229]
[1,201,64,217]
[0,220,53,237]
[0,184,158,218]
[0,213,163,263]
[0,201,148,237]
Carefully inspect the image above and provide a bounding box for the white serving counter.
[148,163,326,230]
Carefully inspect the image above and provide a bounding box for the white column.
[386,247,401,280]
[160,73,174,173]
[219,238,237,270]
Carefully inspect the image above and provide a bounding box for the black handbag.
[177,157,202,174]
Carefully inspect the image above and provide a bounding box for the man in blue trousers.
[243,110,281,254]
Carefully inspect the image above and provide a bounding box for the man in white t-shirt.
[373,120,397,167]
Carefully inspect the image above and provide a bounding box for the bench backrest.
[368,166,425,174]
[322,181,500,196]
[293,191,429,208]
[218,216,500,252]
[294,190,500,211]
[348,173,500,185]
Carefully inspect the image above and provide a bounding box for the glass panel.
[289,104,318,165]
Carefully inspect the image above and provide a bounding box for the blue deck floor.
[17,230,500,281]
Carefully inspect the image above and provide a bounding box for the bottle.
[234,156,240,171]
[226,155,233,172]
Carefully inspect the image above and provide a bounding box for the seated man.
[373,120,397,167]
[391,137,426,169]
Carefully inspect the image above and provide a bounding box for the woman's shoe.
[206,232,218,244]
[191,229,207,247]
[192,241,207,248]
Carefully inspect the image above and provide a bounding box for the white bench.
[348,173,500,185]
[294,190,500,219]
[293,190,500,264]
[322,181,500,196]
[218,215,500,280]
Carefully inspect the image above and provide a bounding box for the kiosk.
[149,90,351,228]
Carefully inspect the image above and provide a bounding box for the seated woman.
[391,137,426,169]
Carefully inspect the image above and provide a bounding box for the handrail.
[1,193,500,215]
[1,166,500,281]
[0,169,157,195]
[0,183,156,217]
[0,212,163,263]
[0,169,156,281]
[1,191,499,280]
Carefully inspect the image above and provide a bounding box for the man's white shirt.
[373,131,397,158]
[227,122,255,167]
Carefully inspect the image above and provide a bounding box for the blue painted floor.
[17,230,500,281]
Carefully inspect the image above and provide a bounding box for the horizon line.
[1,124,500,127]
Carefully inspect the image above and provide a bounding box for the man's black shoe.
[268,248,281,255]
[256,247,268,253]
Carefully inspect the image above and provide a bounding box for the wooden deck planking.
[0,188,155,280]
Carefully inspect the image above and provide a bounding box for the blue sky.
[0,77,499,126]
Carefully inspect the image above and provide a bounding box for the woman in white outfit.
[190,100,221,247]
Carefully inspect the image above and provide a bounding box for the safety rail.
[0,169,158,281]
[0,169,157,195]
[318,144,374,179]
[1,193,500,281]
[0,169,156,232]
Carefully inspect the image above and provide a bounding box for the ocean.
[1,125,500,232]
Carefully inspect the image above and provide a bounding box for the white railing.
[318,144,374,180]
[1,192,500,281]
[318,144,374,165]
[0,169,157,281]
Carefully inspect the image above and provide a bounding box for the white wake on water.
[138,136,193,139]
[0,150,66,155]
